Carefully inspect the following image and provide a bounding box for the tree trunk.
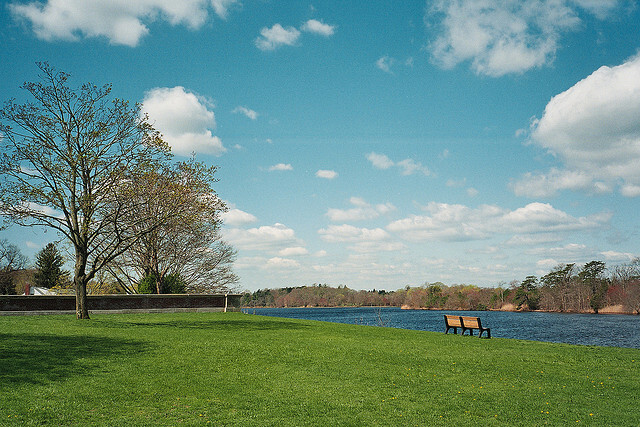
[75,277,90,319]
[74,250,90,319]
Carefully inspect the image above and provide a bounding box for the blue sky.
[1,0,639,291]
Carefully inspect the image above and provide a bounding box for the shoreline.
[245,304,638,315]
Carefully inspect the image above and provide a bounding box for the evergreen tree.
[34,243,68,289]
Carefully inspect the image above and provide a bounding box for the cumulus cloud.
[268,163,293,171]
[221,208,258,226]
[142,86,225,156]
[366,152,394,170]
[526,243,592,261]
[318,224,390,243]
[387,202,611,242]
[232,106,258,120]
[210,0,237,19]
[265,257,300,269]
[255,18,336,51]
[278,247,309,256]
[224,223,302,252]
[301,19,335,36]
[326,197,395,222]
[316,170,338,179]
[376,55,395,73]
[600,250,637,262]
[366,152,430,176]
[9,0,237,47]
[396,158,430,176]
[513,55,640,197]
[349,241,406,254]
[255,23,301,50]
[427,0,618,76]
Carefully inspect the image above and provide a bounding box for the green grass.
[1,312,639,426]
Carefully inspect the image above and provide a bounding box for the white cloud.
[255,23,301,51]
[142,86,225,156]
[224,223,302,252]
[348,241,406,254]
[396,158,430,176]
[278,247,309,257]
[232,106,258,120]
[427,0,617,76]
[526,243,592,261]
[387,202,610,242]
[366,152,394,170]
[326,197,396,222]
[600,250,637,262]
[536,258,559,270]
[376,55,395,73]
[24,202,61,218]
[504,233,564,246]
[318,224,390,243]
[621,184,640,198]
[265,257,300,269]
[268,163,293,172]
[514,55,640,196]
[316,170,338,179]
[210,0,237,19]
[25,241,41,249]
[9,0,237,47]
[366,152,430,176]
[221,208,258,226]
[511,168,603,198]
[301,19,335,36]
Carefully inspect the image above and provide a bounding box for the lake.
[245,307,640,349]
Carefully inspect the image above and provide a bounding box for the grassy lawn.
[1,312,639,426]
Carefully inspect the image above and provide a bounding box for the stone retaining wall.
[0,294,241,313]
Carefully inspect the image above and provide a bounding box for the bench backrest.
[461,316,481,329]
[444,314,462,327]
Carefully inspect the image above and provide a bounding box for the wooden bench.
[444,315,491,338]
[444,314,463,335]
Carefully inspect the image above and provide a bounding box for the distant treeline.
[241,259,640,314]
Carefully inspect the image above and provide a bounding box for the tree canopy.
[0,63,180,317]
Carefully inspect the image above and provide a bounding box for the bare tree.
[106,158,239,294]
[0,63,174,318]
[0,239,27,295]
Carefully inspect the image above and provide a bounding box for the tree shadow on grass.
[0,333,149,387]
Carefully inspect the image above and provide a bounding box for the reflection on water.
[246,307,640,349]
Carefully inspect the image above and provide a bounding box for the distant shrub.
[137,273,186,294]
[163,273,186,294]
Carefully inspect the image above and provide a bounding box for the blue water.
[245,307,640,349]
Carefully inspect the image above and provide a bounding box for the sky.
[1,0,639,292]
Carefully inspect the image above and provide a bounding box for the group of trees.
[0,239,27,294]
[521,260,640,314]
[0,63,237,317]
[242,285,404,308]
[242,260,640,314]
